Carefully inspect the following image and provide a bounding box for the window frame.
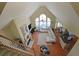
[35,14,51,30]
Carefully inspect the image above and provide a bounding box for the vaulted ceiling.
[30,6,56,28]
[0,2,79,37]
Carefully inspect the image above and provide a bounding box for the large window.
[35,14,51,30]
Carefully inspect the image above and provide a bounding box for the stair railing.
[0,35,34,56]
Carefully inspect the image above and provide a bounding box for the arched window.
[35,14,51,30]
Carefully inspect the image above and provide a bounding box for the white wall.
[14,17,30,43]
[0,2,79,36]
[0,2,27,29]
[46,3,79,36]
[0,2,31,43]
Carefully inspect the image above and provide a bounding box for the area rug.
[37,32,48,46]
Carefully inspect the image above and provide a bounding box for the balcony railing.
[0,34,34,56]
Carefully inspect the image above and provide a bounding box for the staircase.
[0,34,34,56]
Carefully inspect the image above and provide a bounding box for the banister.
[0,34,33,51]
[0,34,24,47]
[0,44,34,56]
[0,34,34,56]
[0,30,35,55]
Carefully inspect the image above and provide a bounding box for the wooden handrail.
[0,34,33,51]
[0,31,24,46]
[0,35,34,56]
[0,34,24,47]
[0,44,34,56]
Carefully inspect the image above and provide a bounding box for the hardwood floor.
[0,30,78,56]
[31,30,67,56]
